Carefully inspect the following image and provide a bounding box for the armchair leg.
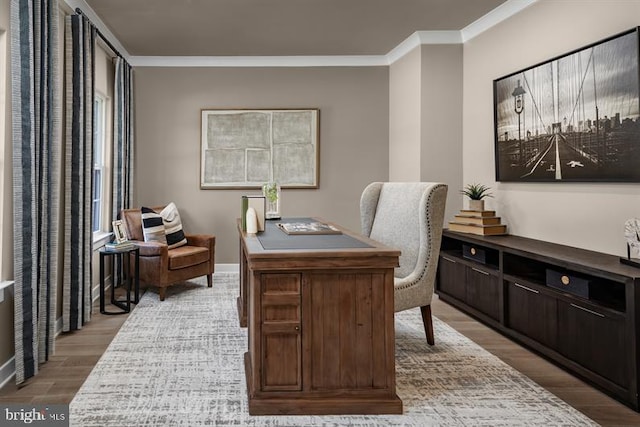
[207,274,212,288]
[420,305,435,345]
[159,287,166,301]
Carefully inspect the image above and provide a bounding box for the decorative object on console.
[262,182,281,219]
[621,217,640,267]
[241,195,265,231]
[200,109,319,189]
[494,27,640,182]
[449,210,507,236]
[460,183,493,211]
[245,208,258,234]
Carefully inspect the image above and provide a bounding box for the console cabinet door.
[557,301,628,389]
[506,281,558,348]
[261,274,302,391]
[437,255,467,303]
[465,267,500,321]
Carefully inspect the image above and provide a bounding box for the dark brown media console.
[436,230,640,411]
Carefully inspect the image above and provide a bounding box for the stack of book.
[448,209,507,236]
[104,240,136,251]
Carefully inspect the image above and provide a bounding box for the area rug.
[70,272,596,426]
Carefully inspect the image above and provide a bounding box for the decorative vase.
[262,182,281,220]
[246,207,258,234]
[468,199,485,211]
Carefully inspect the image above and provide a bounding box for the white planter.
[468,199,485,211]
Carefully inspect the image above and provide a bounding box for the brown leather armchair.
[120,207,216,300]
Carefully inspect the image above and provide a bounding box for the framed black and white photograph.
[494,27,640,182]
[200,109,319,189]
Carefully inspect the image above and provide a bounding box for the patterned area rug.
[70,273,596,426]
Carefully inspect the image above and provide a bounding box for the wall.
[389,47,421,181]
[421,43,463,221]
[134,66,390,263]
[389,44,463,221]
[463,0,640,257]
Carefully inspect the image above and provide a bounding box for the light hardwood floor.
[1,291,639,426]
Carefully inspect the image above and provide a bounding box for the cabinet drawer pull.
[570,303,605,318]
[514,283,539,294]
[442,256,457,263]
[294,326,300,331]
[471,267,490,275]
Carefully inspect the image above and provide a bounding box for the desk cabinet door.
[261,274,302,391]
[305,272,393,392]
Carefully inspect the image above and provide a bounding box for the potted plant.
[262,182,281,219]
[460,183,492,211]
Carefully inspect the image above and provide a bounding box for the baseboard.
[215,263,239,273]
[0,356,15,390]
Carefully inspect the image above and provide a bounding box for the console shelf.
[436,230,640,411]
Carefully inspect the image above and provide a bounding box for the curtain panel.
[10,0,60,384]
[113,57,134,226]
[112,57,134,285]
[62,14,95,332]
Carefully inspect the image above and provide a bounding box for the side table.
[99,246,140,315]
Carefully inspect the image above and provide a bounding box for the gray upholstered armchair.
[360,182,448,345]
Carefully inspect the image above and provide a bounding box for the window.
[92,94,106,234]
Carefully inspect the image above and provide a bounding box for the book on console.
[453,214,502,226]
[459,209,496,217]
[448,222,507,236]
[277,221,342,235]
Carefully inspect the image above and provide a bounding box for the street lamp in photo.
[512,79,526,165]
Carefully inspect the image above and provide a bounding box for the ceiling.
[84,0,508,57]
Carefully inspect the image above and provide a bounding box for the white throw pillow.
[160,202,188,249]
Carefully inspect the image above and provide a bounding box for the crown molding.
[129,55,388,68]
[461,0,539,43]
[65,0,537,68]
[386,31,462,64]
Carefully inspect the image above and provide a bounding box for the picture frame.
[493,27,640,182]
[112,220,128,244]
[200,108,320,189]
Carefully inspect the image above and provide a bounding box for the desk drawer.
[261,273,301,322]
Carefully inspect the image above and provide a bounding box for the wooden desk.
[238,218,402,415]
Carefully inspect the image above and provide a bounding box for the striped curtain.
[112,57,134,224]
[10,0,60,384]
[62,14,95,331]
[112,58,134,285]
